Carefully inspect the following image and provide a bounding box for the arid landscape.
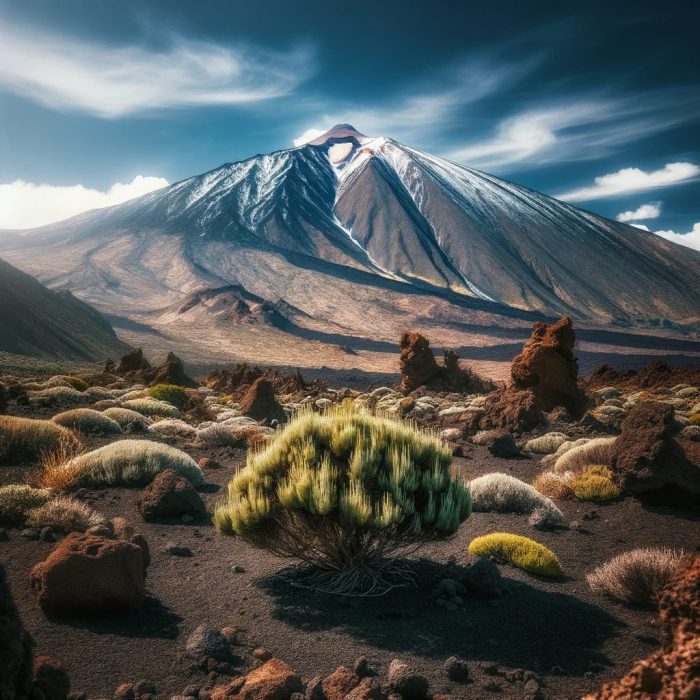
[1,2,700,699]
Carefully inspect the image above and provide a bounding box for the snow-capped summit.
[1,127,699,332]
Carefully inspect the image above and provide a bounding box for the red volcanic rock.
[482,388,543,434]
[587,359,700,391]
[609,402,700,502]
[399,332,439,392]
[510,315,585,416]
[583,555,700,700]
[151,352,197,387]
[137,469,206,522]
[210,658,302,700]
[239,378,286,423]
[30,532,149,616]
[322,666,361,700]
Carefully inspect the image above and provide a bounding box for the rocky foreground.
[1,316,698,700]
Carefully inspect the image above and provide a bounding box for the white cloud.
[293,128,327,147]
[632,223,650,231]
[0,20,314,118]
[0,175,168,229]
[616,202,661,222]
[558,162,699,202]
[654,222,700,252]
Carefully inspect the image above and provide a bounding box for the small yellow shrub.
[468,532,564,577]
[571,465,620,503]
[532,471,574,499]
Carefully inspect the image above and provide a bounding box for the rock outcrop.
[30,528,150,616]
[584,555,699,699]
[210,658,302,700]
[151,352,197,387]
[609,401,700,503]
[115,348,151,375]
[399,332,492,394]
[239,378,286,424]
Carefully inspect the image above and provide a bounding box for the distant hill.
[0,257,130,361]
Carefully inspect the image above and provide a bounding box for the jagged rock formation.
[239,378,286,424]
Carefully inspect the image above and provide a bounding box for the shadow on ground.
[50,595,182,639]
[258,559,621,674]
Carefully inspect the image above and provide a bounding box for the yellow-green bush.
[571,465,620,503]
[214,407,470,592]
[0,415,79,463]
[148,384,189,409]
[51,408,122,436]
[64,376,88,392]
[468,532,564,577]
[123,398,181,418]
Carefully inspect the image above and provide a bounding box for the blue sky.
[0,0,699,247]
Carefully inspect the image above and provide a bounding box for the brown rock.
[239,378,286,423]
[482,388,543,433]
[609,402,700,503]
[30,533,149,616]
[0,563,34,700]
[253,647,272,662]
[137,469,206,522]
[210,658,302,700]
[151,352,197,388]
[116,348,151,375]
[32,656,70,700]
[658,555,700,643]
[321,666,360,700]
[344,677,384,700]
[399,332,439,392]
[110,518,151,568]
[113,684,135,700]
[510,315,586,416]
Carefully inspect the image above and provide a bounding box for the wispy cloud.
[616,202,661,222]
[558,162,699,202]
[0,176,168,229]
[0,20,314,118]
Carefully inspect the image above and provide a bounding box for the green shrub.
[0,415,79,463]
[43,439,203,489]
[123,398,181,418]
[587,548,683,608]
[214,407,470,594]
[51,409,122,436]
[25,496,104,532]
[28,386,86,406]
[64,376,88,392]
[102,407,152,432]
[0,484,52,525]
[148,384,189,409]
[571,465,620,502]
[468,532,564,577]
[524,433,568,454]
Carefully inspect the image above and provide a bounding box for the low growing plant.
[0,415,79,463]
[26,496,105,532]
[52,408,123,436]
[571,465,620,502]
[148,384,189,410]
[468,532,564,578]
[214,407,471,594]
[0,484,52,525]
[102,407,152,432]
[123,398,181,418]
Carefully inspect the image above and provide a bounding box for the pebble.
[166,543,194,557]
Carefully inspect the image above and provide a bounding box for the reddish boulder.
[30,532,149,616]
[482,388,543,433]
[510,315,586,416]
[0,564,34,700]
[137,469,206,522]
[399,332,439,392]
[344,677,385,700]
[322,666,361,700]
[239,378,286,423]
[583,555,700,700]
[210,658,302,700]
[609,402,700,503]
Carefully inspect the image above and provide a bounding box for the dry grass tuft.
[532,471,574,499]
[52,408,122,436]
[553,437,617,474]
[524,433,569,454]
[26,496,105,532]
[0,484,52,525]
[587,548,683,608]
[0,415,80,463]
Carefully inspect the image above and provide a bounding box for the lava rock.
[388,659,429,700]
[239,378,286,423]
[137,469,206,522]
[463,558,503,598]
[185,625,231,663]
[444,656,470,682]
[32,656,70,700]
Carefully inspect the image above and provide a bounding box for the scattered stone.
[463,558,503,598]
[198,458,223,470]
[186,625,231,663]
[252,647,271,662]
[113,683,135,700]
[482,388,543,433]
[388,659,429,700]
[344,677,384,700]
[487,432,527,459]
[444,656,470,682]
[220,627,240,645]
[137,469,206,522]
[322,666,361,700]
[353,656,377,678]
[30,532,149,616]
[133,680,157,696]
[305,675,324,700]
[165,543,194,557]
[210,659,301,700]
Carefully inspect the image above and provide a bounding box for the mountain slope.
[0,258,130,361]
[0,124,698,338]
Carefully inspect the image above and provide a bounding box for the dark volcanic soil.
[2,436,698,700]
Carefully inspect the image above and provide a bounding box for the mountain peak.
[304,124,371,146]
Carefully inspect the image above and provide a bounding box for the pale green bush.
[123,398,181,418]
[52,409,122,436]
